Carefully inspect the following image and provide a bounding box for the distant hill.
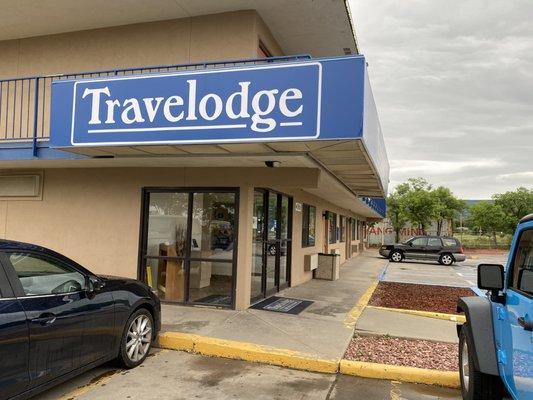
[461,199,494,217]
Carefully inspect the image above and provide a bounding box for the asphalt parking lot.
[34,252,509,400]
[381,251,508,288]
[35,349,461,400]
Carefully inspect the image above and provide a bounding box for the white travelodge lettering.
[81,79,304,133]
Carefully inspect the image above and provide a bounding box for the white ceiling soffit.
[0,0,358,57]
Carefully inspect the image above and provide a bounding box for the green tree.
[432,186,465,236]
[493,187,533,233]
[387,191,408,243]
[468,201,507,247]
[396,178,437,233]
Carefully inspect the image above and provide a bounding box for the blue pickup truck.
[458,213,533,399]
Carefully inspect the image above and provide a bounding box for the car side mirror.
[87,276,105,294]
[478,264,504,291]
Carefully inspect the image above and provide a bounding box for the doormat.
[251,296,313,315]
[195,294,232,306]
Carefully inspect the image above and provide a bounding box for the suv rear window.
[442,238,458,247]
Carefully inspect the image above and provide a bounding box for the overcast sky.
[349,0,533,199]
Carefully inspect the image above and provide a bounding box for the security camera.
[265,161,281,168]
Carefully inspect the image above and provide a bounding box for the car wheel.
[117,308,154,369]
[390,250,403,262]
[439,253,454,266]
[459,324,502,400]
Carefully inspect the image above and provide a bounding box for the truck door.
[500,223,533,398]
[0,255,29,400]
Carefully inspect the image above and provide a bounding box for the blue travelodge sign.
[54,63,322,146]
[50,56,389,192]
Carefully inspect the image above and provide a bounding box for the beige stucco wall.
[0,167,367,310]
[0,10,283,79]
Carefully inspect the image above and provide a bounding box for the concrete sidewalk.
[160,251,387,360]
[356,307,459,343]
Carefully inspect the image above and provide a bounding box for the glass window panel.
[280,196,289,240]
[189,192,236,306]
[302,204,316,247]
[9,253,86,296]
[411,237,428,246]
[188,260,233,305]
[251,191,264,301]
[512,230,533,291]
[190,192,236,258]
[428,238,442,246]
[145,192,189,300]
[268,193,278,241]
[328,212,337,244]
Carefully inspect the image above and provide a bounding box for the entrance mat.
[195,294,232,306]
[251,296,313,315]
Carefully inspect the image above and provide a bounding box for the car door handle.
[31,313,57,326]
[517,316,533,331]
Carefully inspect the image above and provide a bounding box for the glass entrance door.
[140,188,238,308]
[250,189,292,303]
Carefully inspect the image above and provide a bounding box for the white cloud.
[350,0,533,198]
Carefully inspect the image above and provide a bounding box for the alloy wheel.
[126,314,153,362]
[391,252,402,262]
[442,254,453,265]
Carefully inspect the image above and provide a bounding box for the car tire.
[116,308,154,369]
[390,250,403,262]
[439,253,454,266]
[459,324,503,400]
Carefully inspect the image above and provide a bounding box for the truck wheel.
[459,324,502,400]
[390,250,403,262]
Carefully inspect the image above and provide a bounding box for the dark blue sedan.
[0,239,161,400]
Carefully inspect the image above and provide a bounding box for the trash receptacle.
[315,253,340,280]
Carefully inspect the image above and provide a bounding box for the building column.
[234,184,253,310]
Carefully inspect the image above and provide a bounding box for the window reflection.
[143,190,236,307]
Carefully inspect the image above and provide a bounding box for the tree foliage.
[386,178,463,240]
[433,186,465,236]
[468,201,508,246]
[386,191,409,243]
[396,178,437,231]
[493,187,533,233]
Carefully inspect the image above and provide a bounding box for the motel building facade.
[0,1,389,310]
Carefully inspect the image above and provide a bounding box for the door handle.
[517,316,533,331]
[31,313,57,326]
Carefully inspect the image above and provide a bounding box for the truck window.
[511,229,533,294]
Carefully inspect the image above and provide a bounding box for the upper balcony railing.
[0,55,311,145]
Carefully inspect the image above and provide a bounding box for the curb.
[158,332,339,374]
[339,359,460,389]
[158,331,459,388]
[366,305,466,323]
[343,281,378,329]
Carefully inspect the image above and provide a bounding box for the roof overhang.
[0,152,383,218]
[48,55,389,198]
[0,0,358,57]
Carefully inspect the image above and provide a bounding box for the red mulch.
[369,282,474,314]
[345,335,458,371]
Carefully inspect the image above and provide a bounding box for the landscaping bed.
[345,335,458,371]
[368,281,474,314]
